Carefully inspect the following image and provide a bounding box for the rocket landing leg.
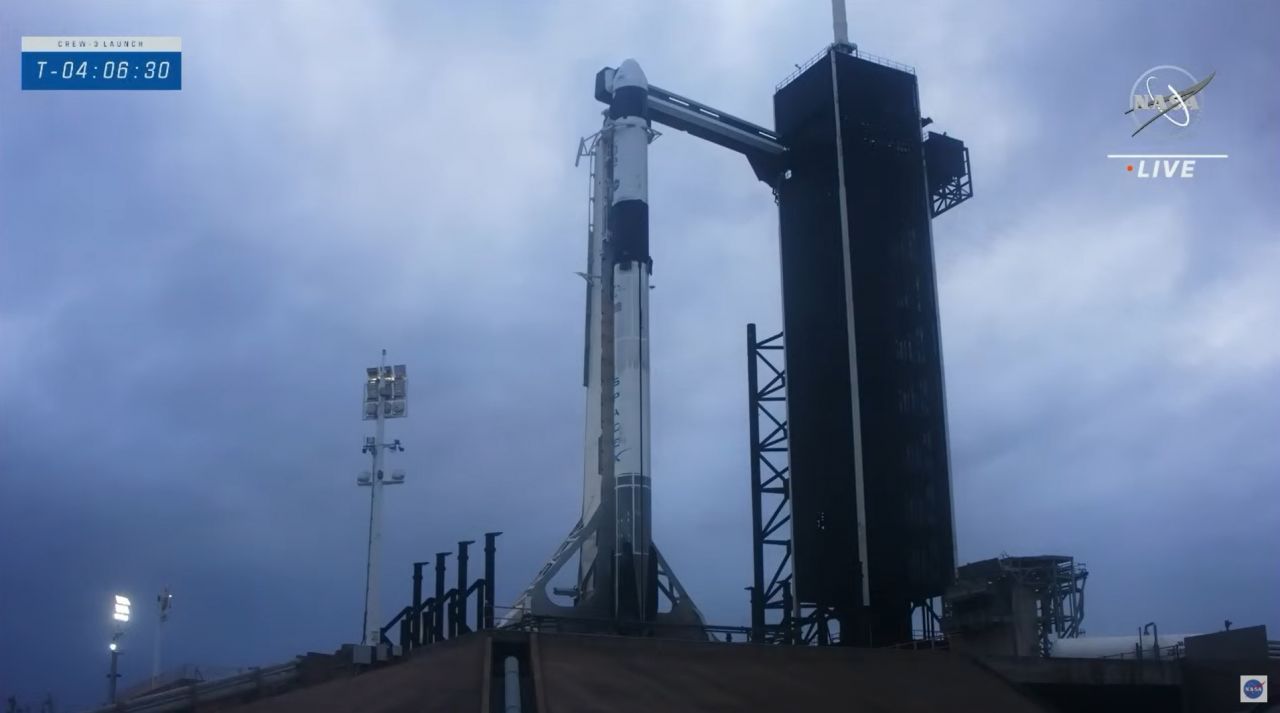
[504,515,707,638]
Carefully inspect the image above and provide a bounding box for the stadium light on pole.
[357,350,408,650]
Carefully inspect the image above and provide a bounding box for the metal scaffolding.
[746,324,795,644]
[745,324,848,647]
[945,554,1088,657]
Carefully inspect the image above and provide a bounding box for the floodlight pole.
[361,350,388,646]
[359,350,407,647]
[106,595,130,704]
[106,645,120,703]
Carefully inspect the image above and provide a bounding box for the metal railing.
[1098,642,1185,661]
[79,662,298,713]
[883,632,949,651]
[776,43,916,91]
[1088,639,1280,661]
[113,665,259,702]
[500,611,754,643]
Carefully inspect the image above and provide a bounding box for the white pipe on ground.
[504,656,522,713]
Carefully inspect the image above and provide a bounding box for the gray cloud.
[2,0,1278,708]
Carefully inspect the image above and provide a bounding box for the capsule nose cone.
[613,59,648,92]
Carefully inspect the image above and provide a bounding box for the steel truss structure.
[928,137,973,218]
[381,532,504,653]
[945,554,1088,657]
[746,324,792,644]
[746,324,854,647]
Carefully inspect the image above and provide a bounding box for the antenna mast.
[831,0,850,45]
[151,587,172,687]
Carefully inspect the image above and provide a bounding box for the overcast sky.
[2,0,1277,708]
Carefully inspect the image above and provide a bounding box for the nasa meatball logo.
[1106,64,1227,179]
[1126,65,1213,139]
[1240,675,1268,703]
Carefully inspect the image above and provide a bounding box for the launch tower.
[512,28,972,645]
[770,44,969,646]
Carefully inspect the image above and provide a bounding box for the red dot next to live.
[1127,165,1134,171]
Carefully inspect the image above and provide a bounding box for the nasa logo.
[1241,675,1268,703]
[1127,65,1214,139]
[1105,65,1227,178]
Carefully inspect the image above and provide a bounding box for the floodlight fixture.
[112,593,132,623]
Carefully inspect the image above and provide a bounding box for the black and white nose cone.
[610,59,650,122]
[613,58,648,92]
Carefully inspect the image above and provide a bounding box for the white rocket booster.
[607,59,654,619]
[508,60,702,632]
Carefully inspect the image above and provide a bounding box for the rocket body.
[607,59,654,620]
[507,59,703,632]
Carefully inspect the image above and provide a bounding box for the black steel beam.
[446,589,458,639]
[420,597,435,644]
[748,323,766,642]
[433,551,449,642]
[596,67,787,184]
[484,531,501,629]
[411,561,428,647]
[457,540,474,635]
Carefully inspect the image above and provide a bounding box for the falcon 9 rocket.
[508,59,704,634]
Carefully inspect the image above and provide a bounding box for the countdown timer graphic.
[21,36,181,90]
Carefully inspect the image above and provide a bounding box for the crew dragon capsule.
[507,59,705,634]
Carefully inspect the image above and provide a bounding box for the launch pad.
[509,38,972,642]
[74,20,1280,713]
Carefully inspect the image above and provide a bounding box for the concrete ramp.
[534,633,1048,712]
[219,631,1049,712]
[229,635,487,713]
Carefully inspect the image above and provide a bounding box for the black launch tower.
[752,44,973,646]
